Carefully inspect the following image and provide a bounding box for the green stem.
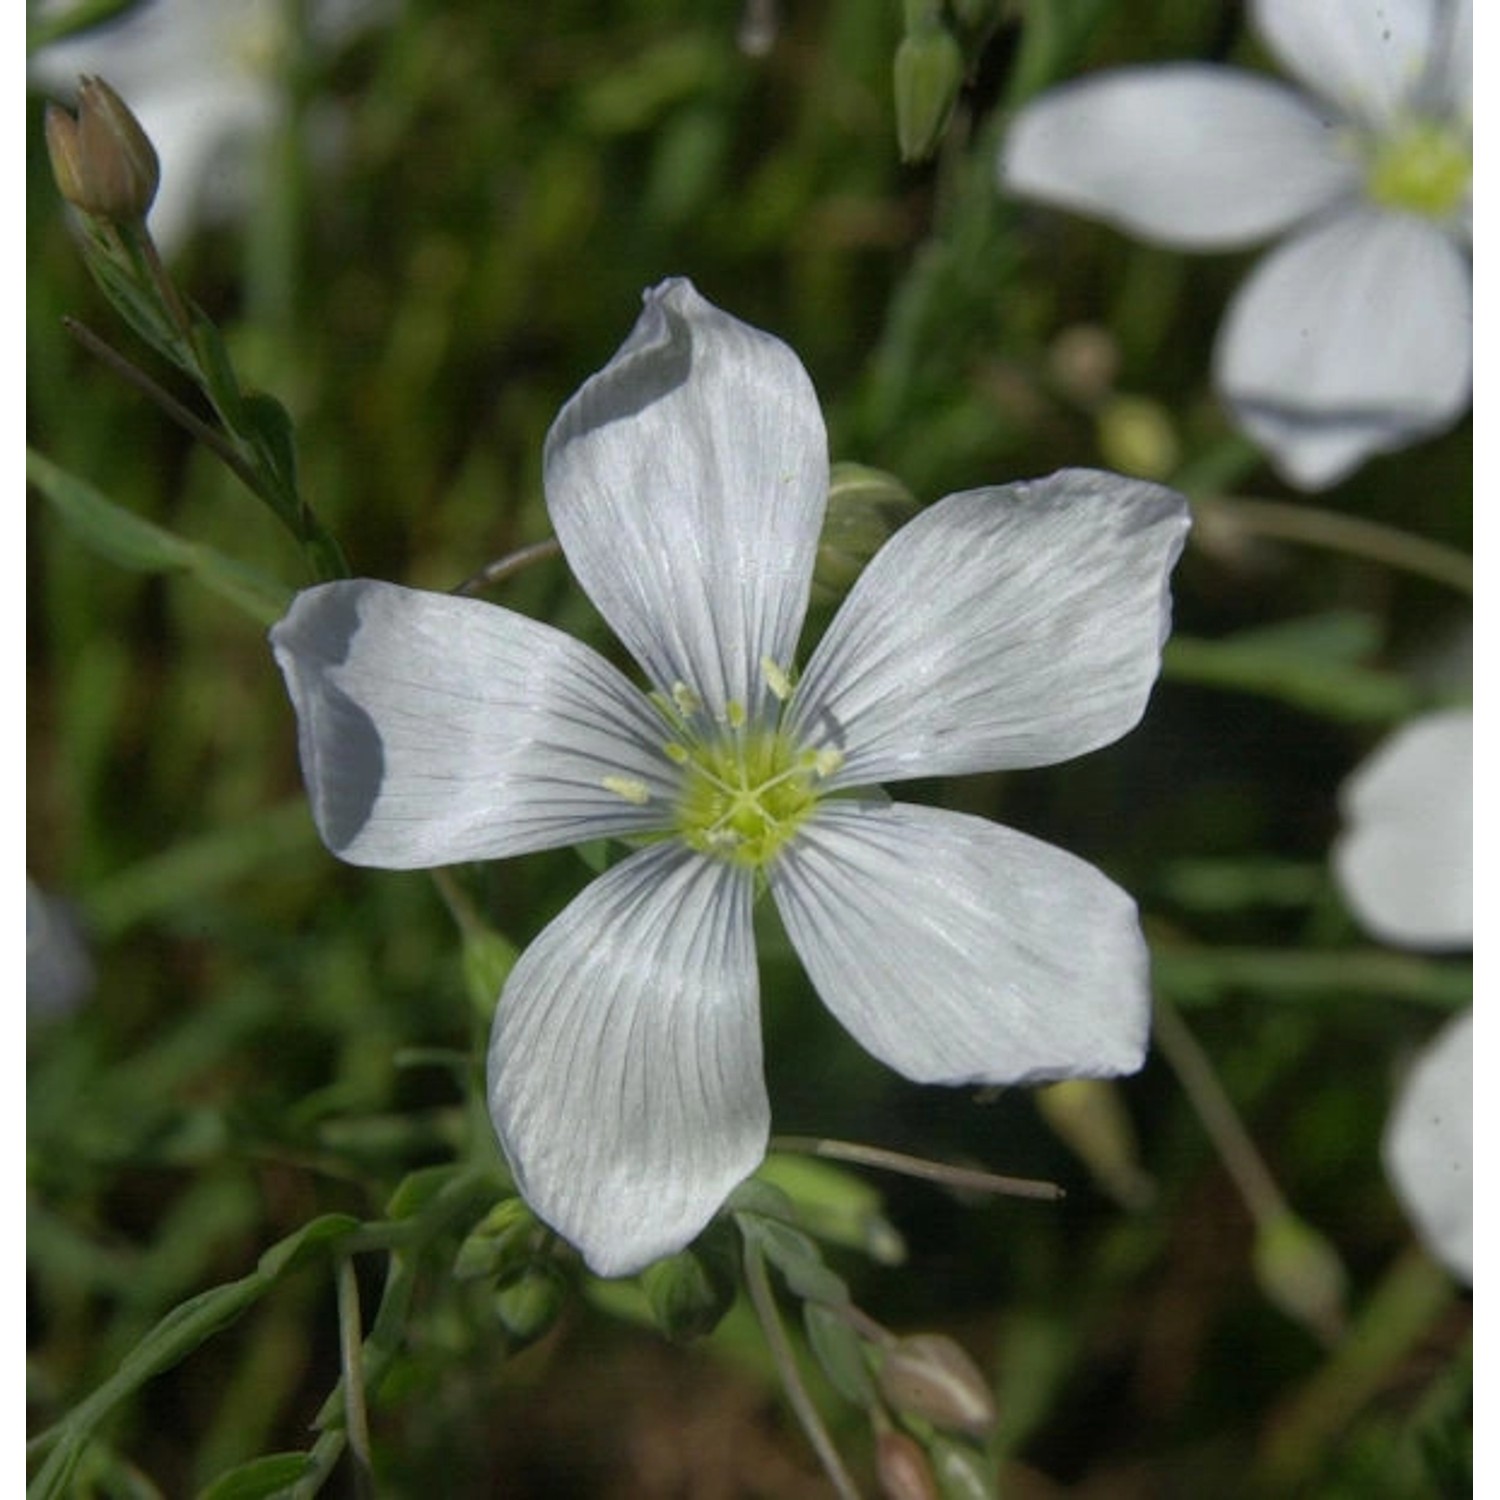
[742,1238,861,1500]
[1195,495,1473,594]
[772,1135,1064,1202]
[1151,994,1285,1227]
[335,1259,376,1500]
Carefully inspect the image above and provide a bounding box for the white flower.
[999,0,1472,491]
[271,279,1191,1276]
[1333,708,1472,1280]
[30,0,383,253]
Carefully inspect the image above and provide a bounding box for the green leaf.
[197,1452,316,1500]
[804,1302,876,1407]
[734,1212,850,1308]
[28,448,292,625]
[28,1215,359,1497]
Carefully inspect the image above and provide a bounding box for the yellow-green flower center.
[673,728,837,868]
[1366,118,1471,220]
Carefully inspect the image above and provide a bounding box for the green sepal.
[196,1452,318,1500]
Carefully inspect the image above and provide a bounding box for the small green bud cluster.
[45,76,159,225]
[455,1197,572,1349]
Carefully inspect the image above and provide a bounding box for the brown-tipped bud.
[1037,1079,1156,1211]
[812,462,919,603]
[875,1429,940,1500]
[893,23,965,163]
[1253,1212,1348,1346]
[876,1334,997,1440]
[46,76,159,224]
[1046,323,1120,407]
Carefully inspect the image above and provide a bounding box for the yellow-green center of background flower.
[1366,119,1471,220]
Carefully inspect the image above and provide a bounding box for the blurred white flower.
[1333,707,1472,1280]
[1000,0,1472,490]
[31,0,384,253]
[26,878,95,1019]
[271,278,1191,1275]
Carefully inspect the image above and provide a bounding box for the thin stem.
[454,537,563,596]
[772,1135,1065,1202]
[1195,494,1473,594]
[742,1238,862,1500]
[63,317,264,497]
[335,1258,375,1500]
[1151,993,1285,1226]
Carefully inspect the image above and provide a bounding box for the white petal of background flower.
[1215,206,1472,489]
[1000,66,1357,251]
[789,471,1189,788]
[1253,0,1443,129]
[1333,708,1472,949]
[544,278,828,720]
[1383,1009,1472,1280]
[488,842,766,1277]
[770,802,1150,1087]
[271,581,678,868]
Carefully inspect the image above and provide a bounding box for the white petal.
[788,472,1189,787]
[544,278,827,720]
[271,580,680,868]
[1000,66,1356,250]
[1383,1010,1472,1280]
[1333,709,1472,949]
[488,843,766,1277]
[770,802,1150,1086]
[1254,0,1443,127]
[1215,207,1471,489]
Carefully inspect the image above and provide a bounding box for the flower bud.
[493,1260,569,1347]
[876,1334,997,1439]
[453,1196,542,1282]
[45,76,159,224]
[813,463,920,604]
[1037,1078,1156,1211]
[640,1224,737,1341]
[1046,323,1120,406]
[1253,1211,1348,1346]
[893,22,965,163]
[928,1435,995,1500]
[875,1429,940,1500]
[1096,394,1180,480]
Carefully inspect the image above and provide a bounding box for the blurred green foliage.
[28,0,1469,1494]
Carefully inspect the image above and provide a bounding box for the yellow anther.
[671,682,702,717]
[762,657,795,702]
[811,748,844,779]
[664,742,690,765]
[602,775,652,806]
[726,699,747,730]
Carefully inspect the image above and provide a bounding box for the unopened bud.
[1046,323,1120,406]
[928,1434,995,1500]
[1037,1079,1156,1211]
[876,1334,996,1439]
[640,1225,737,1341]
[813,463,920,603]
[1096,394,1180,480]
[876,1429,940,1500]
[893,23,965,163]
[454,1197,541,1281]
[46,76,159,224]
[493,1260,569,1346]
[1253,1211,1348,1346]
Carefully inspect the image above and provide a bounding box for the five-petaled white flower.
[31,0,382,253]
[1333,707,1472,1280]
[271,279,1191,1276]
[999,0,1472,491]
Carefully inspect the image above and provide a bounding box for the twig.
[742,1238,862,1500]
[772,1135,1064,1202]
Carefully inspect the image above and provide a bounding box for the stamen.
[664,742,690,766]
[762,657,795,702]
[671,681,702,717]
[726,699,747,730]
[602,775,652,806]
